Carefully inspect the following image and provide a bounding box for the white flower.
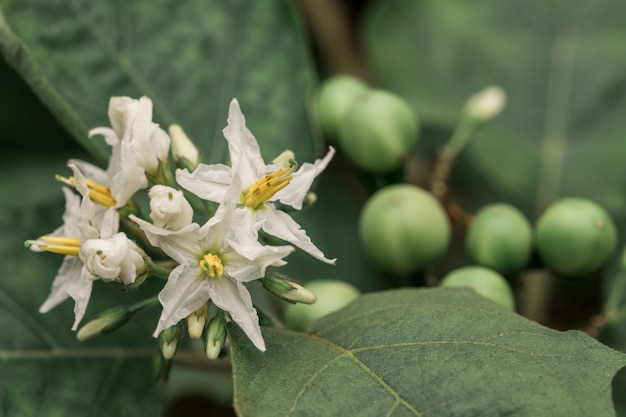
[26,187,123,330]
[91,96,171,176]
[176,98,336,264]
[80,233,145,285]
[130,180,294,351]
[64,96,171,209]
[148,185,194,230]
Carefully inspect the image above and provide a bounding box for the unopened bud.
[77,306,130,341]
[463,86,506,122]
[262,275,317,304]
[169,124,200,169]
[186,303,209,339]
[148,185,194,230]
[303,192,317,209]
[153,349,173,383]
[204,312,227,360]
[272,149,296,168]
[158,324,182,360]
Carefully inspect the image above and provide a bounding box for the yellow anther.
[58,175,117,207]
[199,253,224,278]
[241,164,296,209]
[27,236,81,256]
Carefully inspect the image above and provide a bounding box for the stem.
[430,119,476,200]
[604,270,626,323]
[297,0,372,80]
[127,296,160,315]
[146,257,174,279]
[535,15,578,212]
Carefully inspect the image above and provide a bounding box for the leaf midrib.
[286,333,422,417]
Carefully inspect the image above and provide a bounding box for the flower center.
[26,236,81,256]
[58,175,117,207]
[241,163,297,209]
[199,253,224,278]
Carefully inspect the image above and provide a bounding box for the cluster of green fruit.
[314,75,418,173]
[307,74,619,317]
[357,180,617,311]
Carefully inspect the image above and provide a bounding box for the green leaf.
[230,287,625,416]
[0,0,318,164]
[363,0,626,216]
[0,151,163,416]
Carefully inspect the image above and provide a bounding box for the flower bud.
[158,324,182,360]
[79,233,145,285]
[261,274,317,304]
[76,306,130,341]
[153,349,173,383]
[204,312,227,360]
[186,303,209,339]
[303,192,317,209]
[463,86,506,122]
[272,149,296,168]
[148,185,194,230]
[77,296,158,341]
[169,124,200,170]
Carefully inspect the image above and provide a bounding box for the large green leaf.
[0,0,318,164]
[230,287,625,416]
[0,151,163,416]
[363,0,626,216]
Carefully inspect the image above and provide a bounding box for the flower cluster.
[26,96,335,354]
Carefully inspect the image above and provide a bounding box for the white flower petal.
[224,240,293,282]
[130,215,202,265]
[223,99,266,185]
[108,96,139,139]
[38,256,94,331]
[153,264,211,336]
[176,164,232,203]
[260,206,336,264]
[209,277,265,351]
[274,146,336,210]
[39,257,83,313]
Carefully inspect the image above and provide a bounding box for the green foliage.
[231,288,625,417]
[2,0,626,415]
[363,0,626,216]
[0,0,317,165]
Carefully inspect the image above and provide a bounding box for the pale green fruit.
[284,280,361,331]
[338,89,418,172]
[440,266,515,310]
[359,184,450,274]
[314,75,369,142]
[466,203,533,275]
[535,198,617,278]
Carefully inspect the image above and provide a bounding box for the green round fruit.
[338,89,418,172]
[535,198,617,277]
[314,75,370,142]
[440,266,515,310]
[359,184,450,274]
[284,280,360,331]
[466,203,533,275]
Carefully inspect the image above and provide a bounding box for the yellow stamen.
[199,253,224,278]
[27,236,81,256]
[58,175,117,207]
[241,164,297,209]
